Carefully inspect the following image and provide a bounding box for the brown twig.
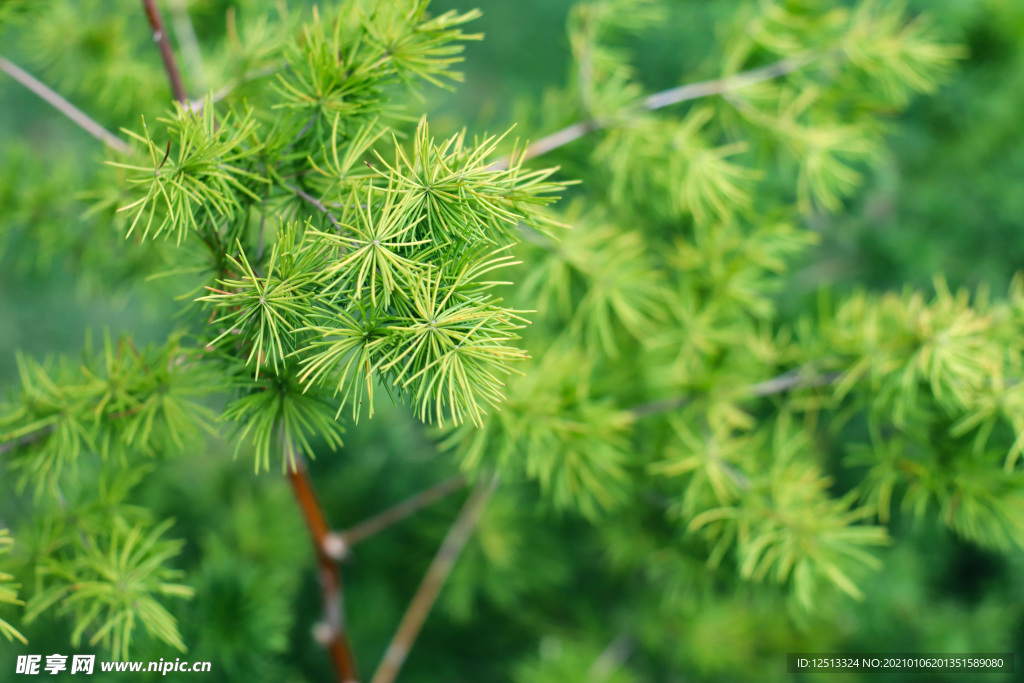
[341,475,467,547]
[141,0,188,104]
[493,53,813,170]
[0,55,130,154]
[370,473,499,683]
[284,437,359,683]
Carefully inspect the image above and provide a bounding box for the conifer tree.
[1,1,1018,681]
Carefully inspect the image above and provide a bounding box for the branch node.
[312,621,334,646]
[141,0,188,103]
[323,532,349,561]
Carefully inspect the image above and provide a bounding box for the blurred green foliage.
[1,1,1023,682]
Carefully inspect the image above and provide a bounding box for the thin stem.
[288,112,322,149]
[370,473,499,683]
[643,52,813,109]
[0,55,130,154]
[589,632,634,682]
[54,486,93,550]
[341,475,467,547]
[186,64,281,111]
[0,427,55,456]
[515,121,597,166]
[285,183,345,230]
[256,182,270,261]
[141,0,188,104]
[629,395,691,419]
[630,367,841,419]
[168,0,207,94]
[284,437,359,683]
[747,369,841,397]
[495,53,813,170]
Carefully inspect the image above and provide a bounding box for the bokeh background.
[2,0,1023,681]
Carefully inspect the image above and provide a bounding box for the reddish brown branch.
[371,474,499,683]
[341,475,467,547]
[284,443,359,683]
[141,0,188,104]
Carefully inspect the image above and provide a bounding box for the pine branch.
[0,55,130,154]
[0,356,204,457]
[340,475,467,547]
[284,440,359,683]
[141,0,188,104]
[493,53,813,170]
[371,473,499,683]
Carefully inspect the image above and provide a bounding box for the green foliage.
[201,231,327,378]
[521,210,664,355]
[113,103,265,244]
[441,487,571,621]
[840,0,965,107]
[0,529,27,645]
[1,332,217,495]
[447,345,636,518]
[371,121,563,245]
[16,0,166,120]
[513,634,640,683]
[687,416,889,611]
[807,276,1024,551]
[221,366,345,473]
[24,519,193,660]
[181,541,295,680]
